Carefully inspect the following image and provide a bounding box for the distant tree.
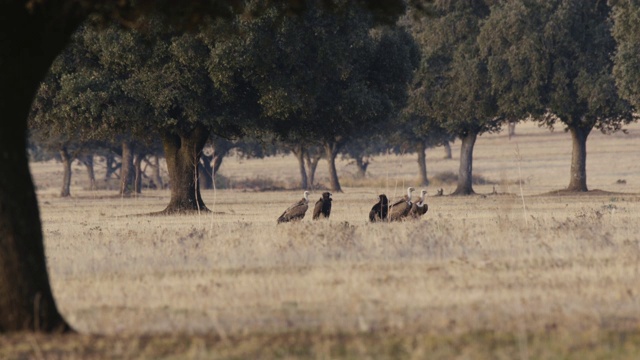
[407,1,500,195]
[198,135,268,190]
[389,112,454,186]
[480,0,636,192]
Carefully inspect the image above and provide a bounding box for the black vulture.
[312,192,332,220]
[369,194,389,222]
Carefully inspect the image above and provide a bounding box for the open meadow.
[3,122,640,359]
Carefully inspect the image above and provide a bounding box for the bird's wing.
[287,202,309,220]
[278,199,304,223]
[389,199,409,220]
[312,199,323,219]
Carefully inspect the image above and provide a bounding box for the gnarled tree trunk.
[416,141,429,186]
[0,2,77,331]
[304,149,322,190]
[292,145,308,190]
[81,154,96,191]
[105,152,119,180]
[120,141,135,195]
[133,152,145,194]
[152,154,164,189]
[452,131,477,195]
[354,156,369,179]
[161,125,210,214]
[198,154,214,190]
[443,140,452,159]
[59,147,72,198]
[567,125,591,192]
[324,141,343,192]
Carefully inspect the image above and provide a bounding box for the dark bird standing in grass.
[312,192,332,220]
[277,191,310,224]
[388,187,415,221]
[409,189,428,218]
[369,194,389,222]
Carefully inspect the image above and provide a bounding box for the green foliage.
[405,1,500,138]
[612,0,640,110]
[480,0,635,132]
[233,1,418,145]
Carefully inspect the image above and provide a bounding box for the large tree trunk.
[292,145,309,190]
[0,2,79,332]
[120,141,135,195]
[161,125,211,214]
[59,147,72,198]
[81,154,96,191]
[324,141,342,192]
[198,154,214,190]
[416,141,429,186]
[452,131,478,195]
[567,125,591,192]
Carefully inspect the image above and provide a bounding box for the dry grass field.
[3,121,640,359]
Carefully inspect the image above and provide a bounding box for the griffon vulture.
[369,194,389,222]
[277,191,310,224]
[388,187,414,221]
[313,192,332,220]
[409,189,428,218]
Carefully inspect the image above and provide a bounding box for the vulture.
[409,189,428,218]
[369,194,389,222]
[277,191,310,224]
[313,192,332,220]
[388,187,415,222]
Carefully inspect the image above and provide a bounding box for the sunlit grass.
[5,121,639,358]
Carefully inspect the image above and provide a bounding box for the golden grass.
[3,121,640,358]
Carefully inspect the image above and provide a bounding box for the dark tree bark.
[59,147,72,198]
[198,154,214,190]
[443,140,452,159]
[304,149,322,190]
[567,124,591,192]
[104,153,120,180]
[292,145,309,190]
[416,141,429,186]
[212,148,228,176]
[161,124,211,214]
[452,131,478,195]
[0,1,78,332]
[354,156,369,179]
[324,141,343,192]
[508,121,516,140]
[120,141,135,195]
[152,154,164,189]
[80,154,96,190]
[133,152,145,194]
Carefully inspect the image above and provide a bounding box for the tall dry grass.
[37,189,640,339]
[12,120,640,357]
